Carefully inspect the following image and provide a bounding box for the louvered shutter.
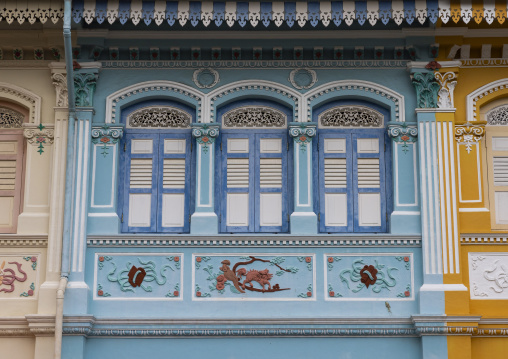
[157,134,191,232]
[123,134,158,232]
[255,133,288,232]
[221,134,254,232]
[0,135,23,233]
[352,132,386,232]
[491,136,508,224]
[319,133,353,232]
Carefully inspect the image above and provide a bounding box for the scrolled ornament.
[191,123,220,154]
[288,122,317,151]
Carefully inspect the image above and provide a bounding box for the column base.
[290,212,318,235]
[190,212,218,234]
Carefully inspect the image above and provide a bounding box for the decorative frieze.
[289,122,317,150]
[0,107,24,128]
[127,106,191,128]
[435,71,457,109]
[24,124,55,155]
[387,123,418,154]
[74,72,98,107]
[191,123,219,154]
[51,72,68,107]
[222,106,287,128]
[486,105,508,126]
[91,124,123,157]
[411,72,440,109]
[455,123,485,154]
[318,105,383,128]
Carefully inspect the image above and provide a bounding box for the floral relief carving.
[288,122,317,151]
[24,124,55,155]
[0,256,37,298]
[222,106,287,128]
[74,72,98,107]
[387,123,418,154]
[0,107,24,128]
[91,125,123,157]
[411,72,440,108]
[191,123,219,154]
[468,254,508,299]
[455,123,485,154]
[51,73,68,107]
[486,105,508,126]
[435,71,457,109]
[127,106,191,128]
[319,105,383,128]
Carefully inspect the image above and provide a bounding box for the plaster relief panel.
[94,254,183,300]
[469,253,508,299]
[0,255,39,299]
[193,254,315,301]
[324,254,414,301]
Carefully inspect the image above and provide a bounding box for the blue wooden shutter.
[220,133,254,233]
[318,133,353,232]
[157,133,191,233]
[255,133,288,233]
[122,133,159,232]
[352,131,386,232]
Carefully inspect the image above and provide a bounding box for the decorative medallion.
[222,106,287,128]
[127,106,191,128]
[325,254,413,300]
[95,254,182,300]
[455,123,485,154]
[387,123,418,154]
[289,68,317,90]
[191,123,219,154]
[194,254,315,300]
[288,122,317,151]
[91,125,124,157]
[0,107,24,128]
[319,105,383,128]
[192,68,220,89]
[486,105,508,126]
[24,124,55,155]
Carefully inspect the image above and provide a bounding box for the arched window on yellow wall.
[482,99,508,229]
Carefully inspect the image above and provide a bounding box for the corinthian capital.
[435,71,458,109]
[51,72,68,108]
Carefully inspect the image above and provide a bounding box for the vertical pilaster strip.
[190,123,219,234]
[288,122,317,234]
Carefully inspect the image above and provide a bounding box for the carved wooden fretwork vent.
[127,106,192,128]
[0,107,23,128]
[222,106,287,128]
[318,105,383,128]
[487,105,508,126]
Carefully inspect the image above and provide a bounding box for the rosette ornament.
[387,122,418,154]
[191,123,220,154]
[91,124,124,157]
[288,122,317,151]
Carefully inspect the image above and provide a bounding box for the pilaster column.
[190,123,220,234]
[64,63,100,316]
[288,122,317,234]
[387,122,420,234]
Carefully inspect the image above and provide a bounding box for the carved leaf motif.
[223,106,286,128]
[127,106,191,128]
[0,107,23,128]
[319,105,383,127]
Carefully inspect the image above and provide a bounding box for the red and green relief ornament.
[34,48,44,60]
[91,125,123,157]
[289,123,317,152]
[191,124,219,154]
[387,123,418,154]
[13,48,23,60]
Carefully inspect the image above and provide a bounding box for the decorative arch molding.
[467,78,508,122]
[105,81,204,124]
[206,80,303,123]
[304,80,405,123]
[0,82,41,125]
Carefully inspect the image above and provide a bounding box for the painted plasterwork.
[468,253,508,299]
[0,255,38,298]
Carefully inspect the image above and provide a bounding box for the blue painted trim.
[189,1,201,27]
[141,0,155,25]
[260,2,272,27]
[284,2,296,27]
[213,2,225,27]
[166,1,178,26]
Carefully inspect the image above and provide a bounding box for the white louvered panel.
[163,159,186,189]
[129,159,153,189]
[358,158,380,188]
[494,157,508,186]
[227,158,249,188]
[260,158,282,188]
[324,158,347,188]
[0,160,16,191]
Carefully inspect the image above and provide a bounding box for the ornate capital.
[91,124,124,157]
[289,122,317,150]
[387,122,418,154]
[74,72,98,107]
[435,71,458,109]
[191,123,220,154]
[51,72,68,107]
[411,72,440,109]
[24,124,54,155]
[455,123,486,154]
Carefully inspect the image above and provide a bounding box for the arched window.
[0,102,27,233]
[119,100,195,233]
[217,100,292,233]
[314,100,389,233]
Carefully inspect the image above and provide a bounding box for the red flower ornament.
[98,290,104,296]
[401,135,410,142]
[305,257,312,263]
[329,291,335,297]
[174,256,180,262]
[100,137,110,143]
[99,256,104,262]
[328,257,334,263]
[27,290,34,296]
[404,291,410,297]
[173,290,179,296]
[404,257,410,262]
[307,291,312,297]
[196,291,201,297]
[196,257,202,262]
